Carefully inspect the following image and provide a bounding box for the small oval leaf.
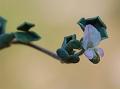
[0,33,14,49]
[15,31,41,43]
[0,17,7,35]
[17,22,35,32]
[56,48,69,59]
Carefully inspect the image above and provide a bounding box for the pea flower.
[82,24,104,64]
[77,16,108,64]
[57,16,108,64]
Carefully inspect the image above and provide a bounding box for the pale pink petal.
[84,48,95,59]
[82,24,101,49]
[96,48,104,57]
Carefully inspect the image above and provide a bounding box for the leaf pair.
[0,16,41,49]
[0,17,14,49]
[15,22,41,43]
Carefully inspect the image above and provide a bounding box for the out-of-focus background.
[0,0,119,89]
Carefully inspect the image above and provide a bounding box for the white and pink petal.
[96,48,104,57]
[84,48,96,59]
[82,24,101,49]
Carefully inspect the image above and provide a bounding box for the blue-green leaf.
[56,48,69,59]
[62,34,76,48]
[0,17,7,35]
[56,48,80,63]
[17,22,35,32]
[0,33,14,49]
[67,40,81,49]
[15,31,41,43]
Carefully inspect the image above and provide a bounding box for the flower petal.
[77,16,108,40]
[84,48,95,59]
[82,24,101,50]
[96,48,104,57]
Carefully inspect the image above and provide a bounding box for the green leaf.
[14,31,41,43]
[0,33,15,49]
[56,48,80,63]
[68,54,80,63]
[67,40,81,49]
[56,48,69,59]
[0,17,7,35]
[17,22,35,32]
[62,34,76,48]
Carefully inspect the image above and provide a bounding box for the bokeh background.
[0,0,120,89]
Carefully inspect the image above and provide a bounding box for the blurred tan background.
[0,0,120,89]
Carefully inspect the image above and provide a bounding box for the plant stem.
[12,41,84,61]
[12,41,61,60]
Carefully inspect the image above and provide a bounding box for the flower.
[82,24,104,64]
[78,16,108,40]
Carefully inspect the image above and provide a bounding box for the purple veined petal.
[96,48,104,57]
[84,48,96,59]
[82,24,101,49]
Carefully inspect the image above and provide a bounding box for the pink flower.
[82,24,104,63]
